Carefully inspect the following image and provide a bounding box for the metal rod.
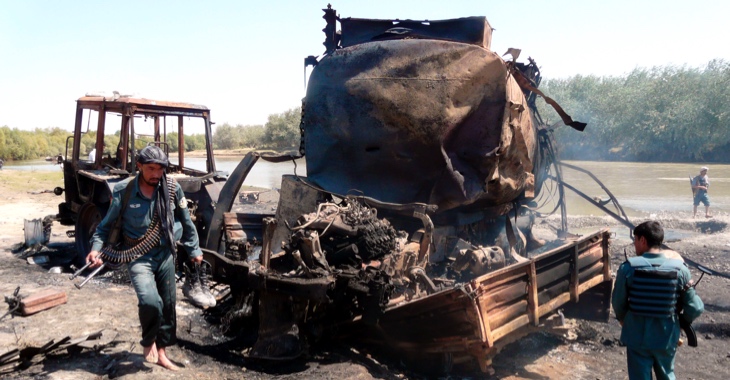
[69,261,92,280]
[75,263,106,289]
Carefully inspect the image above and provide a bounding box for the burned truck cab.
[54,95,226,265]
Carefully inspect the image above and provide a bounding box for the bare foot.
[143,342,158,363]
[156,347,180,371]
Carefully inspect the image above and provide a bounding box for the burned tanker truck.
[201,5,614,374]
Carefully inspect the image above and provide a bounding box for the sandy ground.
[1,170,730,379]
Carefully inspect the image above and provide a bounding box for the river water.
[559,161,729,217]
[4,158,727,218]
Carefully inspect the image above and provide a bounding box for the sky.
[1,0,729,132]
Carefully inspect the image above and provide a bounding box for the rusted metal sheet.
[77,95,209,111]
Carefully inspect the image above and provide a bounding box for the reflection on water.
[5,157,727,217]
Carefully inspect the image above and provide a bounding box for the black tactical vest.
[627,256,684,318]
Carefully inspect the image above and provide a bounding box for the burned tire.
[74,203,106,267]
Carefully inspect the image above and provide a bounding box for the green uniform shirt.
[611,252,704,350]
[91,176,203,261]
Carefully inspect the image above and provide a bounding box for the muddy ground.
[1,170,730,379]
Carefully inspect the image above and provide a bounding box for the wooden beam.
[576,247,603,271]
[602,231,612,280]
[577,275,607,294]
[527,262,539,326]
[536,261,570,288]
[491,314,530,342]
[480,281,528,314]
[478,295,495,347]
[487,300,528,331]
[537,292,571,317]
[570,245,580,302]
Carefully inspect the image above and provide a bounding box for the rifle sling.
[107,179,136,245]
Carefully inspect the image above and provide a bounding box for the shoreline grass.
[0,169,63,193]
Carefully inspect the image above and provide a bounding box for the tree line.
[537,59,730,162]
[0,106,302,161]
[3,59,729,163]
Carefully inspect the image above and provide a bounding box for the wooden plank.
[576,247,603,271]
[486,300,528,331]
[535,249,571,271]
[491,314,530,342]
[537,292,571,318]
[531,228,609,261]
[577,274,607,294]
[472,266,529,296]
[578,261,605,283]
[602,231,612,280]
[481,281,528,314]
[19,289,67,316]
[570,245,580,302]
[527,262,539,326]
[535,261,570,289]
[538,279,570,304]
[472,260,532,288]
[477,294,495,347]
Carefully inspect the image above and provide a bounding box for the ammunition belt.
[100,178,176,264]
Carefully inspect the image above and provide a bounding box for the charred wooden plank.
[481,280,528,314]
[576,246,603,271]
[570,245,580,302]
[527,262,538,326]
[491,313,530,342]
[536,261,570,289]
[487,300,528,332]
[19,288,67,316]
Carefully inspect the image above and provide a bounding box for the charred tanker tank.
[304,15,536,215]
[301,6,584,259]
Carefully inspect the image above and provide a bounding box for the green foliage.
[185,134,206,151]
[0,126,189,161]
[213,123,242,149]
[13,61,727,164]
[0,126,74,160]
[537,59,730,162]
[262,107,301,150]
[0,106,301,160]
[166,132,179,151]
[212,123,265,150]
[240,124,265,148]
[207,108,299,151]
